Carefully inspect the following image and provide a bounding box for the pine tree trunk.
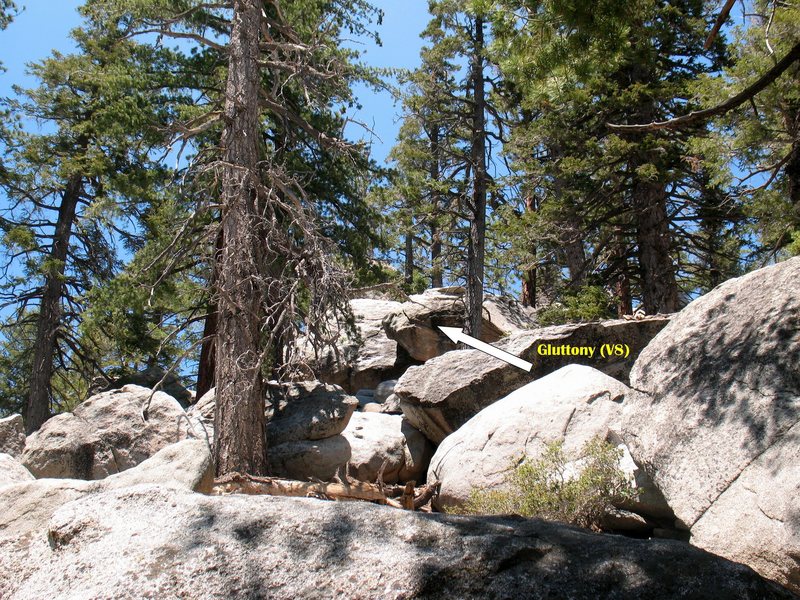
[520,193,537,308]
[613,226,633,317]
[214,0,268,477]
[404,230,414,285]
[24,173,82,433]
[633,178,679,314]
[196,306,216,399]
[430,128,443,288]
[197,229,223,398]
[778,98,799,223]
[465,15,486,339]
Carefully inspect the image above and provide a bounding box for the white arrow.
[438,326,533,372]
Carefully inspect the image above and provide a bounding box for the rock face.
[265,382,357,481]
[374,379,398,404]
[266,381,358,445]
[621,257,800,592]
[1,485,794,600]
[302,298,415,393]
[0,414,26,457]
[428,365,669,523]
[94,366,194,408]
[342,412,433,484]
[21,385,188,480]
[382,288,537,362]
[396,317,670,444]
[268,435,352,482]
[0,439,212,540]
[0,453,34,488]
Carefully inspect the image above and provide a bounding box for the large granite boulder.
[190,382,360,481]
[0,439,212,540]
[268,435,352,481]
[267,381,356,482]
[268,389,431,483]
[621,257,800,592]
[266,381,358,445]
[93,366,194,408]
[428,365,670,523]
[1,485,794,599]
[382,287,538,362]
[396,317,670,444]
[342,412,433,484]
[21,385,188,480]
[0,453,34,489]
[300,298,415,393]
[0,414,26,457]
[188,382,359,441]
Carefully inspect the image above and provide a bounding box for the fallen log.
[211,472,442,513]
[212,472,392,502]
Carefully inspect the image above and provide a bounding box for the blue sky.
[0,0,430,165]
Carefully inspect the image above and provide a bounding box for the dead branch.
[413,480,441,510]
[211,472,441,512]
[607,40,800,132]
[212,472,392,502]
[704,0,737,50]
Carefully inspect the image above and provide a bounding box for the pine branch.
[607,41,800,132]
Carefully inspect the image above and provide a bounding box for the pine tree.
[691,0,800,260]
[84,0,383,475]
[388,0,501,336]
[0,22,174,431]
[490,0,730,314]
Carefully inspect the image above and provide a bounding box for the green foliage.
[537,286,616,326]
[457,437,637,531]
[690,0,800,263]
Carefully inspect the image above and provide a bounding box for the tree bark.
[430,128,443,288]
[24,173,82,433]
[520,193,537,308]
[465,15,487,339]
[633,178,679,314]
[404,229,414,286]
[197,228,224,398]
[784,101,800,219]
[214,0,268,477]
[196,305,217,399]
[613,226,633,317]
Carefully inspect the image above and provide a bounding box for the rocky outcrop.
[0,439,212,540]
[428,365,670,525]
[268,435,352,482]
[266,381,358,445]
[266,382,358,481]
[396,317,670,444]
[382,287,538,362]
[0,414,26,457]
[191,383,360,482]
[342,412,433,484]
[1,485,794,599]
[93,366,194,408]
[0,453,34,488]
[300,298,415,393]
[374,379,397,404]
[621,257,800,592]
[363,392,402,415]
[21,385,188,480]
[266,386,431,484]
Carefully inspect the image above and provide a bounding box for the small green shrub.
[456,437,637,531]
[537,286,615,326]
